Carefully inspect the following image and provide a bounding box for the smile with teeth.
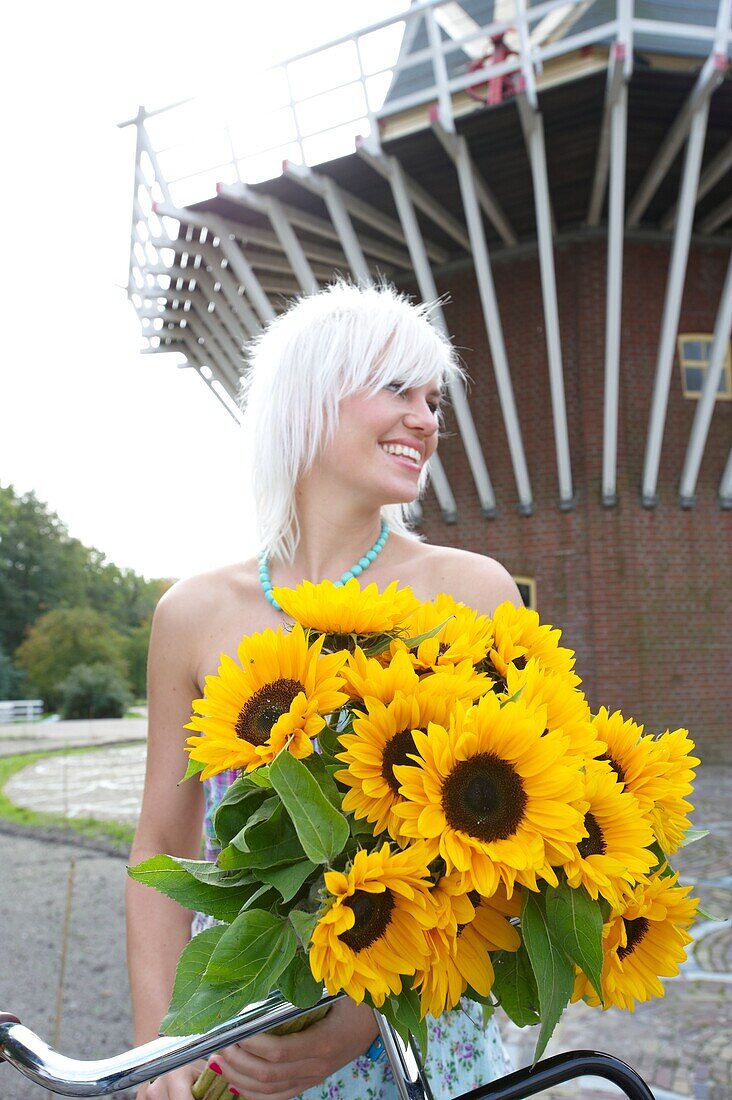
[380,442,422,466]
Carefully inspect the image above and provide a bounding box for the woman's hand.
[135,1059,207,1099]
[214,999,379,1100]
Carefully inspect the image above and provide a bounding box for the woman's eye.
[385,382,407,395]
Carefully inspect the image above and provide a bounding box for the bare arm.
[125,588,207,1096]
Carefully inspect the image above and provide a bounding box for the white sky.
[0,0,406,581]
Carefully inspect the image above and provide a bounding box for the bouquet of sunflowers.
[129,578,703,1083]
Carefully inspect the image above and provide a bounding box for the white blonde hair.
[240,279,462,563]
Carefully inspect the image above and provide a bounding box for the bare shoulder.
[424,544,523,616]
[152,560,258,644]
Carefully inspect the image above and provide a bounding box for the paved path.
[0,721,729,1099]
[0,716,148,758]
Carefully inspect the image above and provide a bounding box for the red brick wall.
[415,239,731,761]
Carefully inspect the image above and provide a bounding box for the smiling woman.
[126,280,522,1100]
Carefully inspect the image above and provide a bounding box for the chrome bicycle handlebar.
[1,994,656,1100]
[0,991,343,1096]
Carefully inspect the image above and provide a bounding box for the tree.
[14,607,128,711]
[124,619,152,699]
[0,483,173,656]
[0,644,26,699]
[57,663,132,720]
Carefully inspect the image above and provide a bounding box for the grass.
[0,744,136,851]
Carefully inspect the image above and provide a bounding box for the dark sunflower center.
[235,678,304,745]
[381,729,419,794]
[618,916,650,960]
[578,812,607,858]
[340,889,395,953]
[441,753,527,843]
[599,753,626,785]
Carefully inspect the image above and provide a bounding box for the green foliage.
[521,890,576,1061]
[15,608,128,711]
[269,749,350,864]
[57,662,133,720]
[128,855,264,922]
[0,483,171,662]
[492,947,540,1027]
[0,643,26,699]
[161,911,297,1034]
[124,619,152,699]
[544,879,603,998]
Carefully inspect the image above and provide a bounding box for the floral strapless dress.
[192,771,512,1100]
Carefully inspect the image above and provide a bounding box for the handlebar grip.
[0,1014,21,1063]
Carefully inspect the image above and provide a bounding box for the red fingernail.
[229,1090,240,1097]
[209,1061,222,1075]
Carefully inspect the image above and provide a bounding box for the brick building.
[124,1,731,758]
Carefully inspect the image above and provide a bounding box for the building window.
[513,576,536,609]
[677,334,732,400]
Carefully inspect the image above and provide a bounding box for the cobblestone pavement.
[0,723,729,1100]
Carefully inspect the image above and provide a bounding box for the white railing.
[0,700,43,723]
[122,0,731,305]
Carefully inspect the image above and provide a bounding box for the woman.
[127,281,522,1100]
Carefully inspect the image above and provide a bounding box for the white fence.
[0,700,43,723]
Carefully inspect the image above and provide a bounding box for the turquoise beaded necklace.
[259,519,389,612]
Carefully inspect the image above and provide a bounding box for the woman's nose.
[403,404,439,435]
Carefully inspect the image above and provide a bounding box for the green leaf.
[164,926,226,1023]
[679,828,709,848]
[246,768,274,788]
[127,855,252,922]
[375,987,428,1060]
[521,891,575,1062]
[492,947,540,1028]
[277,952,324,1009]
[166,859,254,889]
[302,755,343,810]
[348,813,377,837]
[181,756,206,781]
[400,616,453,650]
[213,780,271,848]
[206,909,296,988]
[162,977,260,1035]
[222,803,306,869]
[289,908,319,949]
[269,749,349,864]
[545,881,603,999]
[259,860,318,902]
[316,720,345,761]
[359,632,396,657]
[240,883,278,913]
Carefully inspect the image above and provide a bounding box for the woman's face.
[312,378,443,505]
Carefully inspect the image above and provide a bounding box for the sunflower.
[592,708,668,811]
[414,875,521,1017]
[502,658,603,761]
[487,602,576,686]
[308,842,438,1007]
[393,693,587,898]
[645,727,700,854]
[184,624,348,778]
[389,593,495,672]
[272,578,419,636]
[562,761,657,907]
[342,645,488,706]
[572,869,698,1011]
[336,687,468,843]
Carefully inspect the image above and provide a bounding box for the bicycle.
[1,990,656,1099]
